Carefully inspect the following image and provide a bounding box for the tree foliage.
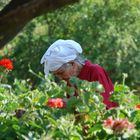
[0,0,79,48]
[1,0,140,88]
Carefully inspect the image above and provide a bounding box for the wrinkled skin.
[52,61,82,81]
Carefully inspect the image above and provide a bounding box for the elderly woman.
[40,39,118,109]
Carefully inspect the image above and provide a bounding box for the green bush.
[0,73,140,139]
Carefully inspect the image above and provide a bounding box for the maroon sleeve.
[91,64,118,109]
[92,65,114,92]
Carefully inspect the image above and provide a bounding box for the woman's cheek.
[70,69,75,76]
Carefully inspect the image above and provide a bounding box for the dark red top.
[78,60,118,109]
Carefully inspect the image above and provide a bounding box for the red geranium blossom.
[103,117,135,134]
[0,58,13,70]
[135,104,140,109]
[103,117,114,128]
[112,119,134,133]
[47,98,65,108]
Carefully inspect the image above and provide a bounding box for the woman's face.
[52,61,78,80]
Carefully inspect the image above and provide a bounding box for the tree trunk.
[0,0,79,49]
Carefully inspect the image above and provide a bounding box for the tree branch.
[0,0,79,49]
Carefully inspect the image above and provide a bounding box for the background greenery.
[1,0,140,90]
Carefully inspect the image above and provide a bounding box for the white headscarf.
[40,39,83,76]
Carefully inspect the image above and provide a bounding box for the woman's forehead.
[52,62,72,74]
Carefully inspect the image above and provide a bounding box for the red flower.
[0,58,13,70]
[103,117,114,128]
[103,117,135,134]
[112,119,134,133]
[47,98,65,108]
[135,104,140,109]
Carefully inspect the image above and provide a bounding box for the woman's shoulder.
[85,60,103,70]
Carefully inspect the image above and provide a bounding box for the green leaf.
[12,124,20,131]
[88,123,103,133]
[29,121,42,129]
[0,93,5,101]
[65,96,80,112]
[46,116,57,126]
[39,95,46,105]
